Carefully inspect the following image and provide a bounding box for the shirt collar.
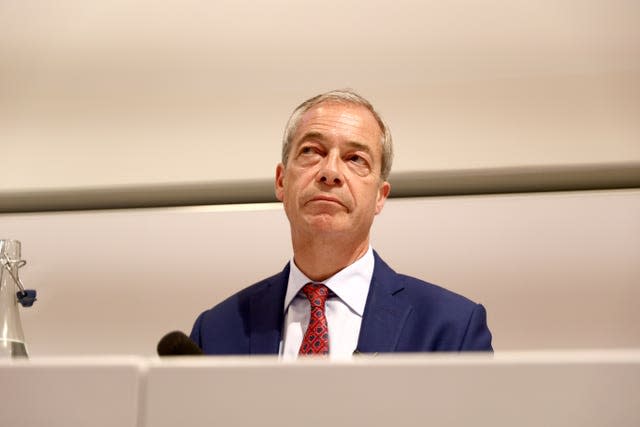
[283,246,374,316]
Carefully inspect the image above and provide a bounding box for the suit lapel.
[248,264,290,355]
[356,253,413,353]
[246,256,411,355]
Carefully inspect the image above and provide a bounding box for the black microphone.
[157,331,204,356]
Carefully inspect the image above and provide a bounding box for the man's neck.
[291,235,370,282]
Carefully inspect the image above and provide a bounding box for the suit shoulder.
[373,252,480,309]
[369,253,492,351]
[190,268,288,353]
[394,274,493,351]
[397,273,479,308]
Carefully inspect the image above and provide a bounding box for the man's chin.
[304,214,349,234]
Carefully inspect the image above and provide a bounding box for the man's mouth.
[307,195,345,207]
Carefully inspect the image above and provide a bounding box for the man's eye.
[348,154,366,165]
[300,146,315,155]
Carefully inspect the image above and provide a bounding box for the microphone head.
[157,331,204,356]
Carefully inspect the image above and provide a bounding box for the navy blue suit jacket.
[191,252,492,354]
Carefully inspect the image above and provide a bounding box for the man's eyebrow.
[297,132,373,154]
[297,131,325,143]
[345,141,373,155]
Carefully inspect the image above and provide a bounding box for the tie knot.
[301,283,329,307]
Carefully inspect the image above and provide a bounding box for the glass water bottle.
[0,239,30,358]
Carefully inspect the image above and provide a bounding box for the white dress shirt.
[280,246,374,360]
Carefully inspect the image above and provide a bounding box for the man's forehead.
[295,102,382,143]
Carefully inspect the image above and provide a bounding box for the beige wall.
[2,0,639,193]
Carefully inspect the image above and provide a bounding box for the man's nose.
[317,153,343,186]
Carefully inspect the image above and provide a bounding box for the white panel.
[0,189,638,355]
[1,353,638,427]
[144,352,640,427]
[0,357,141,427]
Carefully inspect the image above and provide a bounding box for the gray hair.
[281,89,393,181]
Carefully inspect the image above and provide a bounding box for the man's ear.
[275,163,285,202]
[374,181,391,215]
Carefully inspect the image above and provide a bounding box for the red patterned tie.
[299,283,330,355]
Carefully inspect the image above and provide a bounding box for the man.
[191,90,492,357]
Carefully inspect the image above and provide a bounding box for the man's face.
[275,102,391,243]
